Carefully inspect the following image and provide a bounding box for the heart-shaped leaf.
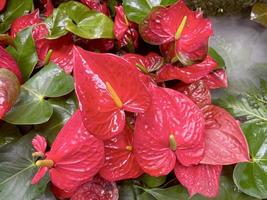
[0,122,21,148]
[122,0,177,24]
[233,124,267,199]
[0,0,33,33]
[251,3,267,27]
[7,27,38,81]
[0,133,48,200]
[4,63,74,125]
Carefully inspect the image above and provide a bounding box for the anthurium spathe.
[134,85,205,176]
[156,55,217,83]
[73,46,151,140]
[81,0,110,16]
[0,0,6,11]
[139,0,212,65]
[31,111,105,195]
[99,125,143,181]
[41,0,53,17]
[202,69,228,89]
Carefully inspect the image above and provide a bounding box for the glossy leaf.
[0,134,48,200]
[134,86,205,176]
[73,46,150,139]
[122,0,177,24]
[0,122,21,148]
[200,105,250,165]
[7,27,38,81]
[233,124,267,199]
[251,3,267,27]
[140,174,166,188]
[99,125,143,181]
[0,0,33,33]
[208,47,226,70]
[4,63,74,125]
[71,176,119,200]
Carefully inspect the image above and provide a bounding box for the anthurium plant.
[0,0,266,199]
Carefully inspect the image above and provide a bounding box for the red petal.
[175,80,211,108]
[81,0,110,16]
[51,184,76,200]
[123,52,163,73]
[41,0,54,17]
[156,55,217,83]
[71,176,119,200]
[46,111,105,192]
[200,105,250,165]
[202,69,228,89]
[32,135,47,153]
[73,46,151,139]
[174,163,222,198]
[0,0,6,11]
[114,6,129,41]
[99,125,143,181]
[0,45,23,83]
[87,39,114,52]
[31,167,48,184]
[134,86,205,176]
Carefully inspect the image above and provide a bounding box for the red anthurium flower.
[41,0,54,17]
[31,111,105,194]
[0,0,6,11]
[32,134,47,156]
[122,52,164,74]
[70,175,119,200]
[140,1,212,65]
[202,69,228,89]
[156,55,217,83]
[81,0,110,16]
[134,85,205,176]
[99,125,143,181]
[73,46,151,140]
[114,6,139,49]
[174,163,222,198]
[175,80,211,108]
[200,105,250,165]
[51,184,75,200]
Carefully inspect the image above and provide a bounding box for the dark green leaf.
[122,0,177,24]
[7,27,38,81]
[233,124,267,199]
[208,47,226,69]
[0,0,33,33]
[4,63,74,125]
[119,181,140,200]
[0,122,21,148]
[140,174,166,188]
[0,133,48,200]
[251,3,267,27]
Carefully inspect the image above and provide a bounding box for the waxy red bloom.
[0,0,6,11]
[73,46,151,140]
[31,111,104,194]
[140,1,212,65]
[41,0,54,17]
[202,69,228,89]
[134,85,205,176]
[81,0,110,16]
[99,125,143,181]
[114,6,139,49]
[71,176,119,200]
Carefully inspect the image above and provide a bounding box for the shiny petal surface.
[81,0,110,16]
[156,56,217,83]
[41,0,53,17]
[31,167,48,184]
[202,69,228,89]
[200,105,250,165]
[175,80,211,108]
[174,163,222,198]
[99,125,143,181]
[51,184,76,200]
[122,52,163,73]
[46,111,105,192]
[114,6,129,41]
[73,46,150,139]
[0,0,6,11]
[71,176,119,200]
[32,135,47,153]
[134,86,205,176]
[0,46,23,82]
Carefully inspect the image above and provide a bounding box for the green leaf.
[4,63,74,125]
[35,93,78,145]
[119,181,140,200]
[0,123,21,148]
[0,133,48,200]
[46,1,114,39]
[122,0,177,24]
[0,0,33,33]
[7,27,38,81]
[208,47,226,69]
[140,174,166,188]
[216,80,267,124]
[251,3,267,27]
[233,124,267,199]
